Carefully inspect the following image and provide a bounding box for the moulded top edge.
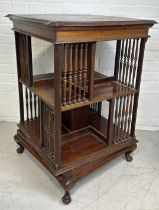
[6,14,157,28]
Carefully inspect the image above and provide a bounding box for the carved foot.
[125,152,133,162]
[62,191,71,205]
[16,143,24,154]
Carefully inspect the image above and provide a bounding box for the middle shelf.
[25,71,137,111]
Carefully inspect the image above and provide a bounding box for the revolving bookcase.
[7,14,155,204]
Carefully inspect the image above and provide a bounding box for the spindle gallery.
[7,14,155,205]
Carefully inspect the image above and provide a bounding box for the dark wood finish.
[90,109,108,137]
[15,32,33,86]
[19,119,40,144]
[8,14,155,205]
[107,99,114,145]
[7,14,156,43]
[88,42,96,99]
[54,44,63,169]
[131,38,147,138]
[16,117,137,174]
[25,87,29,121]
[62,106,90,131]
[15,32,24,122]
[6,14,156,27]
[61,42,95,105]
[27,77,137,111]
[114,40,121,80]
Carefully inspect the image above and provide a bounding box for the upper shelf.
[24,72,137,111]
[7,14,156,43]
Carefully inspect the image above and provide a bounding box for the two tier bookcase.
[7,14,155,204]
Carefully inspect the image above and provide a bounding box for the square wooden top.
[7,14,156,43]
[7,14,155,28]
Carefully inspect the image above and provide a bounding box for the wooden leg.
[16,143,24,154]
[125,151,133,162]
[62,191,71,205]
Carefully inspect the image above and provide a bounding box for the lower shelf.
[18,112,136,172]
[61,127,107,164]
[18,119,107,166]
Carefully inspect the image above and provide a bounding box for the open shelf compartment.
[18,112,110,167]
[18,114,134,170]
[61,126,107,165]
[20,71,137,110]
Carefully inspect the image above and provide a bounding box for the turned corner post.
[15,31,33,123]
[25,35,33,87]
[15,31,24,123]
[39,99,44,148]
[107,99,115,145]
[54,44,64,169]
[114,40,121,81]
[88,42,96,99]
[131,38,148,138]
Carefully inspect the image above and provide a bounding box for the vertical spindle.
[47,106,49,148]
[83,43,88,100]
[120,41,124,82]
[118,40,125,82]
[68,44,73,104]
[117,97,123,141]
[20,35,25,82]
[128,39,135,87]
[131,39,139,88]
[43,104,46,147]
[73,44,78,103]
[29,90,33,120]
[121,39,128,83]
[51,110,54,156]
[123,95,130,138]
[38,98,40,118]
[63,44,68,106]
[113,98,119,143]
[34,94,37,118]
[25,87,29,121]
[125,39,132,85]
[127,94,133,136]
[23,36,26,83]
[107,99,115,145]
[48,108,51,153]
[121,96,126,139]
[78,43,83,102]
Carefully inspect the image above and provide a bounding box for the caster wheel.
[62,191,71,205]
[17,144,24,154]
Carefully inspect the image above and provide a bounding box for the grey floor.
[0,122,159,210]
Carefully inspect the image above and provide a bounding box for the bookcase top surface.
[7,14,155,27]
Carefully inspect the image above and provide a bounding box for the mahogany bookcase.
[7,14,155,205]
